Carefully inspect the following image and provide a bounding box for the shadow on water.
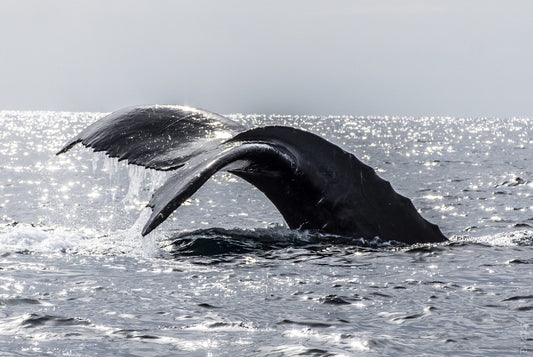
[159,227,407,258]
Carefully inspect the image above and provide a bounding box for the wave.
[157,228,533,257]
[0,216,159,258]
[1,222,531,258]
[450,229,533,247]
[158,226,407,257]
[0,224,87,255]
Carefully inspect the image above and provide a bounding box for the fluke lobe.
[57,105,447,245]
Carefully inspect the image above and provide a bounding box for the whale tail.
[58,105,447,244]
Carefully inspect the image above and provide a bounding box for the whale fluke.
[58,105,447,245]
[57,105,244,171]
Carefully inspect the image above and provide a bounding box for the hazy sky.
[1,0,532,116]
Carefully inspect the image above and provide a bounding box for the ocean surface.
[0,110,531,356]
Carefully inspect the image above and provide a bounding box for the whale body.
[58,105,447,245]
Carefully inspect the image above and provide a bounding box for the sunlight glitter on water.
[0,111,532,356]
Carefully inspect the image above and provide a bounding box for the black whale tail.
[58,105,447,245]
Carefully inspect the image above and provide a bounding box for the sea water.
[0,111,531,356]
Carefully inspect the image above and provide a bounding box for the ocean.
[0,111,531,356]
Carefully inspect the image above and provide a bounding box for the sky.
[1,0,532,116]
